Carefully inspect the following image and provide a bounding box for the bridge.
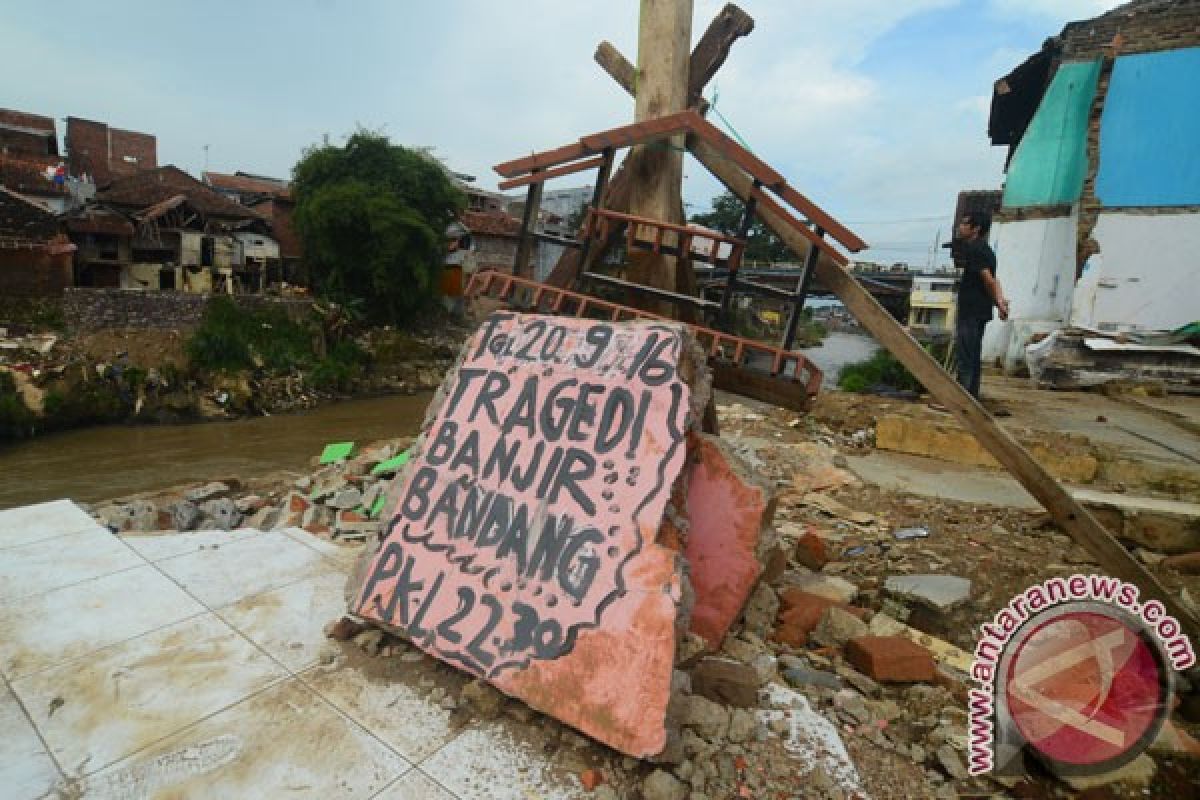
[694,264,913,319]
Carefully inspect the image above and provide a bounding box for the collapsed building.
[985,0,1200,377]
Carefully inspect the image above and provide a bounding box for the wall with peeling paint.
[982,211,1079,366]
[1071,212,1200,332]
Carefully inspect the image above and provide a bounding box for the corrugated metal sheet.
[1096,47,1200,207]
[1001,60,1101,208]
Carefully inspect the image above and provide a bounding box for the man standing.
[954,211,1008,399]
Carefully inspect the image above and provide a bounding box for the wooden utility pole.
[626,0,693,306]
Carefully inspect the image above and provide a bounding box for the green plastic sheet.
[1002,60,1102,208]
[370,449,411,476]
[319,441,355,464]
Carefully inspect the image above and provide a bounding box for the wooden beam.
[687,3,755,108]
[496,156,607,191]
[690,136,1200,642]
[579,110,699,152]
[494,142,591,179]
[745,181,849,267]
[596,41,637,96]
[773,184,868,253]
[624,0,694,312]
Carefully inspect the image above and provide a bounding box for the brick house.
[0,108,72,214]
[0,187,74,296]
[983,0,1200,368]
[65,117,157,187]
[70,166,276,292]
[204,171,302,278]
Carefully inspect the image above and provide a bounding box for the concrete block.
[884,574,972,612]
[349,313,700,758]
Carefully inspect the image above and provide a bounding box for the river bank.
[0,308,468,442]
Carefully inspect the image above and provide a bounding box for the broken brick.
[794,529,828,571]
[580,768,603,791]
[845,636,935,683]
[773,590,865,648]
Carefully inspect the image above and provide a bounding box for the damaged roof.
[459,209,522,238]
[0,155,68,197]
[62,204,136,237]
[99,166,264,221]
[0,186,60,242]
[203,170,291,198]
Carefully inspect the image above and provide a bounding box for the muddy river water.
[0,393,435,510]
[0,332,882,510]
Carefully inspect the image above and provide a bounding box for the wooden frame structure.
[464,268,824,410]
[488,111,1200,642]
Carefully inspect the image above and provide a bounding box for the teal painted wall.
[1002,60,1102,209]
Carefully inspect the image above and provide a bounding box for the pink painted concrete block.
[684,433,775,650]
[350,312,695,757]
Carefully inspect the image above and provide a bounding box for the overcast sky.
[2,0,1123,266]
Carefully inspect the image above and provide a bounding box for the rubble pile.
[81,336,1200,799]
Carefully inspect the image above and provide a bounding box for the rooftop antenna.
[203,144,210,173]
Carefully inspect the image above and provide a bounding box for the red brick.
[845,636,935,683]
[288,492,311,513]
[580,769,603,791]
[794,530,828,571]
[773,590,865,647]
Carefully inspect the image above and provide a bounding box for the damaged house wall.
[985,3,1200,367]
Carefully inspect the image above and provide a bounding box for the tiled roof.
[99,166,263,220]
[0,187,59,241]
[0,155,68,196]
[63,205,135,237]
[203,170,291,198]
[460,209,522,238]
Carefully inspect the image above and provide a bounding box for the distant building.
[68,165,275,291]
[204,171,301,277]
[539,185,592,228]
[0,187,74,296]
[907,272,958,334]
[983,0,1200,370]
[0,108,75,213]
[65,116,157,187]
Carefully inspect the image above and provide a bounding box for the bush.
[187,297,313,373]
[309,340,368,392]
[837,349,924,394]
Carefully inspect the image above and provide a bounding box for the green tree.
[690,191,792,264]
[292,132,465,322]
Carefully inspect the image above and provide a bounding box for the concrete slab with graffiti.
[349,312,710,757]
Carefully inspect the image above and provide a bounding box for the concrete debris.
[185,482,231,503]
[883,574,972,612]
[811,606,870,648]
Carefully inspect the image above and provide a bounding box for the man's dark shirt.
[958,238,998,321]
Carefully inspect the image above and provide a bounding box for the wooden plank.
[497,156,607,191]
[579,111,698,154]
[711,362,814,412]
[595,40,637,96]
[690,137,1200,642]
[687,4,755,108]
[687,112,784,187]
[773,184,867,253]
[494,142,591,179]
[746,183,850,267]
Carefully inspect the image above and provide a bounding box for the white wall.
[1072,212,1200,332]
[983,209,1079,367]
